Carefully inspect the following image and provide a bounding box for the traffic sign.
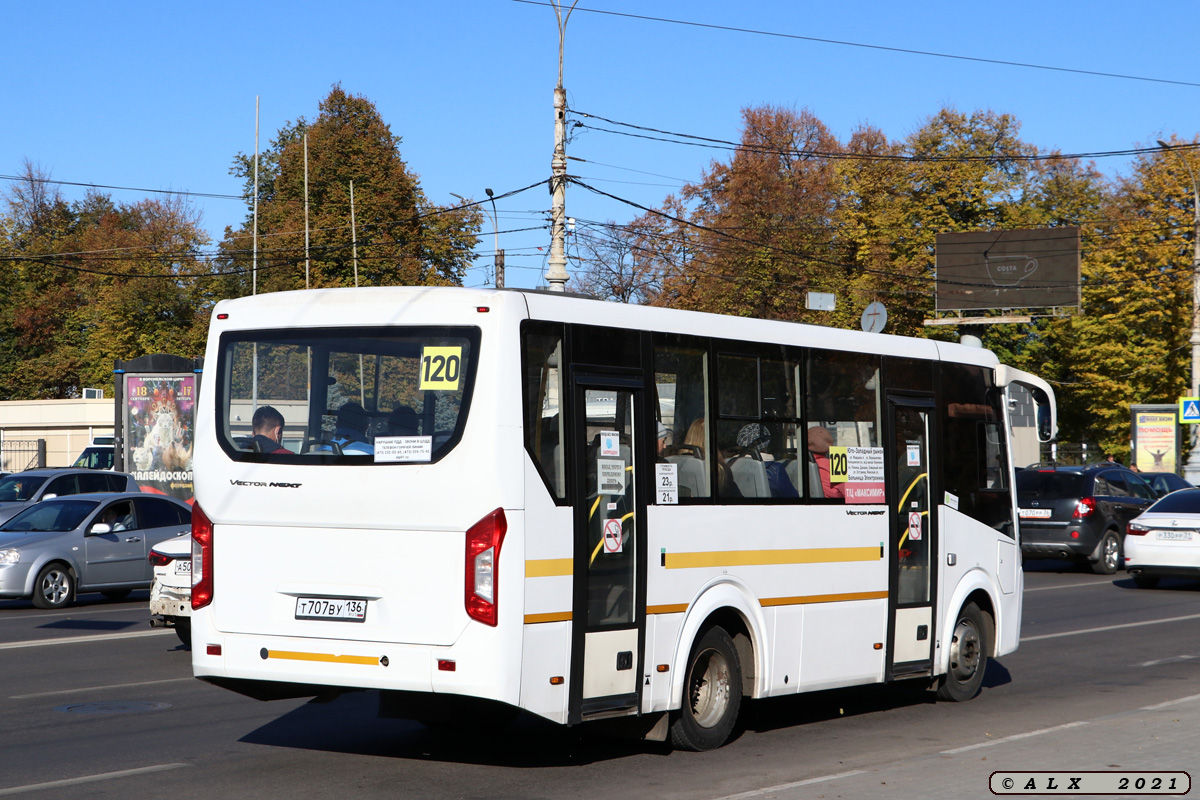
[1180,398,1200,425]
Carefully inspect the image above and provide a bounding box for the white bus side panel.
[936,506,1015,671]
[519,456,573,724]
[797,600,888,691]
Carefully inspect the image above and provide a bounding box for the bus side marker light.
[217,313,229,320]
[656,664,669,672]
[438,660,456,672]
[549,676,564,685]
[476,306,490,313]
[873,643,882,650]
[207,645,222,656]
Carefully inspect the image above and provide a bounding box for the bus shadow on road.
[237,689,666,766]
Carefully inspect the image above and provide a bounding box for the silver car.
[0,469,139,526]
[0,493,192,608]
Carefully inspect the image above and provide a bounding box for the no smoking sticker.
[603,519,623,553]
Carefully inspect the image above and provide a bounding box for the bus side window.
[804,349,881,503]
[654,333,712,501]
[521,322,567,502]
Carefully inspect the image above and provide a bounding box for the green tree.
[221,86,480,293]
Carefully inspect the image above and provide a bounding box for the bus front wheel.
[936,602,987,702]
[669,626,742,751]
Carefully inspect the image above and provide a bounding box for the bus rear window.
[216,326,480,465]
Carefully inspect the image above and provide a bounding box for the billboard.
[124,374,195,501]
[1130,405,1180,474]
[935,227,1080,311]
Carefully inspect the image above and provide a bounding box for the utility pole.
[1158,139,1200,483]
[487,188,504,289]
[545,1,578,292]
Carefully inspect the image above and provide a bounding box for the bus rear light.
[191,503,214,610]
[465,508,507,627]
[438,660,456,671]
[206,644,222,656]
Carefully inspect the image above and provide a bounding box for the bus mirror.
[1032,388,1053,443]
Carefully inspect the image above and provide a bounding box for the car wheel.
[32,563,76,609]
[1132,574,1160,589]
[102,590,132,601]
[174,618,191,648]
[669,626,742,751]
[936,603,988,702]
[1091,531,1121,575]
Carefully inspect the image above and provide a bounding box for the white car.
[149,533,192,646]
[1124,487,1200,588]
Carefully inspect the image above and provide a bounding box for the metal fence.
[0,439,46,472]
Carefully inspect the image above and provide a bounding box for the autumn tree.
[220,86,480,293]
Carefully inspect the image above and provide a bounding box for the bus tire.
[669,625,742,751]
[936,602,987,702]
[32,563,75,609]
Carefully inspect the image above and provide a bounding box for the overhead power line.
[511,0,1200,89]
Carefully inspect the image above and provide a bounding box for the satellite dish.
[861,301,887,333]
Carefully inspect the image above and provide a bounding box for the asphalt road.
[1,564,1198,800]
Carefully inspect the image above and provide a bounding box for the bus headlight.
[0,549,19,565]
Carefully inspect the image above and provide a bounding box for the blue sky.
[3,1,1198,290]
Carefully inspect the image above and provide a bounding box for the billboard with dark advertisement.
[935,227,1081,311]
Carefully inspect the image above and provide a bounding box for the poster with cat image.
[124,374,195,501]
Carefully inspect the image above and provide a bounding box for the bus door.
[886,396,937,678]
[568,374,646,723]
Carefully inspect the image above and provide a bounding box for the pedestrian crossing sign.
[1180,398,1200,424]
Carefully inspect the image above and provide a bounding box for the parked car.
[0,469,138,526]
[1016,464,1156,573]
[1125,487,1200,588]
[0,492,191,608]
[148,533,192,646]
[72,443,115,471]
[1138,471,1193,498]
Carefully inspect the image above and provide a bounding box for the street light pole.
[1158,139,1200,482]
[452,191,503,289]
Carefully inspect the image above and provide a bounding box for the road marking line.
[0,764,187,796]
[1023,580,1114,592]
[0,606,149,622]
[10,677,194,700]
[1141,692,1200,711]
[942,721,1089,754]
[0,629,173,650]
[1021,612,1200,642]
[709,770,868,800]
[1134,654,1200,668]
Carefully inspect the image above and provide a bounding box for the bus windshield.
[217,326,480,465]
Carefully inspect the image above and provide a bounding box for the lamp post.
[452,191,504,289]
[1157,139,1200,482]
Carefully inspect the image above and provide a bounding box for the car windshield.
[1146,488,1200,514]
[0,499,100,532]
[0,474,48,503]
[217,326,480,465]
[72,447,115,470]
[1016,471,1087,496]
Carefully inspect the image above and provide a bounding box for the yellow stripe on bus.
[524,611,573,624]
[664,547,881,569]
[760,590,889,607]
[525,558,573,578]
[264,649,380,666]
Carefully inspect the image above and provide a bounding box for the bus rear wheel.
[936,602,987,702]
[669,626,741,751]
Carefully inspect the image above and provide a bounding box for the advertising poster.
[1133,411,1177,473]
[124,374,195,501]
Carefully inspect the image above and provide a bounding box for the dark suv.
[1016,465,1156,573]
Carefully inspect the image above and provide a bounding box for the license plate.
[174,560,192,575]
[1156,530,1194,541]
[1019,508,1053,519]
[295,597,368,622]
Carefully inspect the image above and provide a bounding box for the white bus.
[190,286,1054,750]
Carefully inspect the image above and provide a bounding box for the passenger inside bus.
[806,425,845,501]
[333,402,374,455]
[248,406,293,455]
[730,423,797,498]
